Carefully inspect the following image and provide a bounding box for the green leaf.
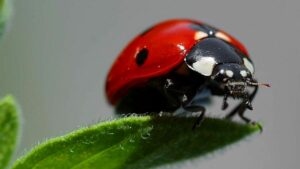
[12,116,260,169]
[0,95,20,169]
[0,0,11,38]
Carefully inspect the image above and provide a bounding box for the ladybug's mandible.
[105,19,269,128]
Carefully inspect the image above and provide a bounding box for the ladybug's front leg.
[222,94,229,110]
[225,85,258,123]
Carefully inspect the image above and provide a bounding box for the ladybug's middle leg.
[225,85,258,123]
[163,78,207,128]
[162,78,186,109]
[181,84,208,129]
[182,104,206,129]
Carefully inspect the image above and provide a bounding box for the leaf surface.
[12,116,259,169]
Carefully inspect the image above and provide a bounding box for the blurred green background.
[0,0,299,169]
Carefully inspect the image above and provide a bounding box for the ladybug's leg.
[222,94,229,110]
[163,78,208,128]
[163,78,186,108]
[183,104,206,129]
[163,77,202,108]
[193,108,205,129]
[182,84,208,129]
[225,85,258,123]
[238,108,251,123]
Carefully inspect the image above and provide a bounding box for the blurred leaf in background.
[0,1,16,167]
[0,96,20,169]
[0,0,11,38]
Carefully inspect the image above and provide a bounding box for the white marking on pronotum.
[215,31,231,42]
[243,58,254,74]
[225,70,234,77]
[194,31,208,40]
[191,57,217,76]
[240,70,247,77]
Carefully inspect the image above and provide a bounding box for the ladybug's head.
[185,38,270,98]
[212,63,255,97]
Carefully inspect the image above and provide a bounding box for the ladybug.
[105,19,269,128]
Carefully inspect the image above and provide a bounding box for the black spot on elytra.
[136,48,148,66]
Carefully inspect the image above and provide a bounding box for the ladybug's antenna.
[247,81,271,88]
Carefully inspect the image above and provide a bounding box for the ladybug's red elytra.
[105,19,269,128]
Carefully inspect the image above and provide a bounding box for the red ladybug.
[105,19,269,128]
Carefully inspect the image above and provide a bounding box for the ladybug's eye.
[136,48,149,66]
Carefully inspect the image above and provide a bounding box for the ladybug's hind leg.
[225,85,258,123]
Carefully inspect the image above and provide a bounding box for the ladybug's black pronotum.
[105,19,270,128]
